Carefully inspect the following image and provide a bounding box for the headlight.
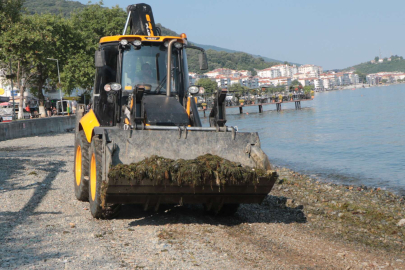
[133,40,142,46]
[174,42,183,49]
[188,85,199,95]
[164,41,169,47]
[120,39,128,46]
[104,83,122,92]
[111,83,122,91]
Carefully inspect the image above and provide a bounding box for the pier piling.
[258,105,263,113]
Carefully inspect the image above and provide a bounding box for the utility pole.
[9,60,15,120]
[47,58,63,115]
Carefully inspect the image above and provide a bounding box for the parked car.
[0,104,14,122]
[56,100,73,115]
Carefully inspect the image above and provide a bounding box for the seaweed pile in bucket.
[108,154,276,187]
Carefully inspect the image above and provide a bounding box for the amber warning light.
[180,33,187,39]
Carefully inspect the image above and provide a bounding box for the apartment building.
[214,75,231,88]
[239,70,252,77]
[257,67,281,78]
[204,68,233,78]
[298,64,323,75]
[241,76,259,88]
[257,64,298,79]
[268,77,291,87]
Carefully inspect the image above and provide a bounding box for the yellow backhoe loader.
[74,3,277,219]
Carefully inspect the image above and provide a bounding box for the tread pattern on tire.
[89,137,121,219]
[74,130,90,201]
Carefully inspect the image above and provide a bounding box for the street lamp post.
[9,60,16,120]
[47,58,63,115]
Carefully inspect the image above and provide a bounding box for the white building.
[257,67,281,78]
[313,79,323,90]
[239,70,252,77]
[204,68,233,78]
[214,76,230,88]
[268,77,291,87]
[240,76,259,88]
[298,64,323,75]
[257,64,298,79]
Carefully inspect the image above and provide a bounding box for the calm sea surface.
[202,84,405,194]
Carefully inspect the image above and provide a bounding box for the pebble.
[396,219,405,227]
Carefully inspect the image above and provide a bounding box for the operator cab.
[92,3,208,128]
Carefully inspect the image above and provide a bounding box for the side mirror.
[186,45,208,70]
[199,51,208,70]
[95,50,106,68]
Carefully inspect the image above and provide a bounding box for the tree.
[62,3,127,93]
[291,79,300,86]
[303,85,313,94]
[0,13,79,116]
[228,83,249,97]
[196,78,218,94]
[0,0,24,35]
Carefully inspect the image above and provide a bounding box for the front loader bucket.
[98,128,277,209]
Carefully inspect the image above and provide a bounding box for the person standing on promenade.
[45,98,52,117]
[66,102,71,116]
[72,100,77,114]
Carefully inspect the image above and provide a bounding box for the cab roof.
[99,35,185,44]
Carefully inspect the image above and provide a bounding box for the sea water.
[203,84,405,194]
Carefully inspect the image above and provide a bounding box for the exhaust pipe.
[166,39,177,97]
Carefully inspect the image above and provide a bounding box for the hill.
[157,24,280,73]
[348,55,405,74]
[23,0,85,16]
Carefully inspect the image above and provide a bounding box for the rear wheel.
[88,137,121,219]
[74,130,89,201]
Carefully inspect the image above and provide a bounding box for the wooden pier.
[200,98,313,116]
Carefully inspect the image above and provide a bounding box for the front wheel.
[88,137,121,219]
[74,130,89,201]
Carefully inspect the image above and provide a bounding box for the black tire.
[88,137,121,219]
[74,130,89,201]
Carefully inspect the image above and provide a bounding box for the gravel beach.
[1,133,404,269]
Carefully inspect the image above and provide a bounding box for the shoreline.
[321,81,405,91]
[269,166,405,253]
[270,161,405,197]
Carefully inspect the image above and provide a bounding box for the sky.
[77,0,405,70]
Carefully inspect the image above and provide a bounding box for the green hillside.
[23,0,85,16]
[349,56,405,74]
[158,24,280,73]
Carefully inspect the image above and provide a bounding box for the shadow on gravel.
[1,236,65,268]
[0,146,68,188]
[120,195,306,227]
[0,159,67,268]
